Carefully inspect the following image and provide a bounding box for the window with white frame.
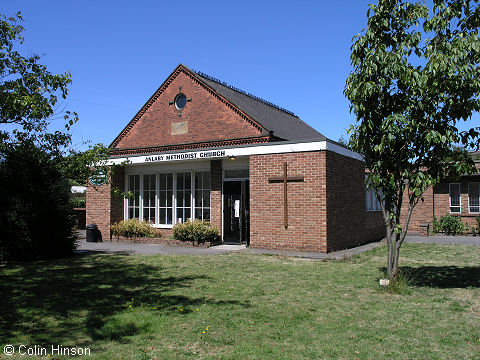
[176,172,192,224]
[194,171,211,221]
[449,183,461,213]
[143,174,156,223]
[126,171,210,226]
[158,173,173,225]
[127,175,140,219]
[468,182,479,213]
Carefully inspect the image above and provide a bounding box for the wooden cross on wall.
[268,162,304,228]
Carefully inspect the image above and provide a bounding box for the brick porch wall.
[210,160,222,237]
[249,152,327,252]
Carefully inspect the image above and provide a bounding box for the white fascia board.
[324,141,364,161]
[107,140,363,166]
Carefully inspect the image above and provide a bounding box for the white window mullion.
[192,171,196,212]
[190,171,194,222]
[139,174,144,221]
[124,174,129,220]
[155,173,159,225]
[173,172,177,224]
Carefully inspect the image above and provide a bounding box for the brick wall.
[249,152,327,252]
[210,160,222,236]
[86,166,125,241]
[86,181,111,241]
[365,212,386,241]
[114,70,263,151]
[399,185,434,234]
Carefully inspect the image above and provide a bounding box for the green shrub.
[431,216,441,234]
[173,220,219,245]
[111,219,161,240]
[0,142,77,262]
[473,215,480,235]
[437,214,468,235]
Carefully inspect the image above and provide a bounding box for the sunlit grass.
[0,243,479,359]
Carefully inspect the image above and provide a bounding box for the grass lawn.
[0,243,479,359]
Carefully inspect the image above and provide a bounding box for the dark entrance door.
[223,180,249,244]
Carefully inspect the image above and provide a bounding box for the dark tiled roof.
[194,71,326,142]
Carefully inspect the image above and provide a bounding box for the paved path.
[75,238,246,256]
[405,235,480,246]
[76,233,480,259]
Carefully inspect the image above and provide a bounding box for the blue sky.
[3,0,476,151]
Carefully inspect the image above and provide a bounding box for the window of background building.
[449,183,461,213]
[468,182,479,213]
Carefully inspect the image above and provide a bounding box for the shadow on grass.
[0,253,249,346]
[379,266,480,288]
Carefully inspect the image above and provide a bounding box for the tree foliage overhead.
[0,12,77,149]
[345,0,480,278]
[0,12,111,185]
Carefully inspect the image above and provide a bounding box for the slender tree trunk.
[382,207,393,278]
[392,235,401,278]
[391,201,415,277]
[387,234,393,278]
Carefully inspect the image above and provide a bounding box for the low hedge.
[473,215,480,235]
[431,215,469,235]
[111,219,161,240]
[173,220,219,245]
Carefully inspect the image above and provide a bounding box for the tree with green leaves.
[1,12,112,184]
[345,0,480,279]
[0,12,77,152]
[58,143,111,186]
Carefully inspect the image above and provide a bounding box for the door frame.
[222,177,249,244]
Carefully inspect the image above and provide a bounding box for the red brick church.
[86,64,388,252]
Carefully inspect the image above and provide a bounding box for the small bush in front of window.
[111,219,161,240]
[437,214,468,235]
[173,220,219,245]
[473,215,480,236]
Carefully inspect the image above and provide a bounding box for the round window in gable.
[174,93,187,110]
